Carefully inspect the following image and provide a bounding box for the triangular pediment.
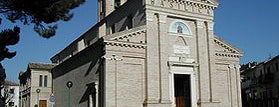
[190,0,219,6]
[103,26,146,44]
[214,36,243,55]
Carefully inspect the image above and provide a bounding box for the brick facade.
[33,0,244,107]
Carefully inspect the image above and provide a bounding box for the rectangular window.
[9,88,15,94]
[44,75,48,87]
[39,75,43,87]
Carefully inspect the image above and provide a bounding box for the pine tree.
[0,0,86,104]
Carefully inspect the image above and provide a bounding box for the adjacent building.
[18,63,56,107]
[241,55,279,107]
[1,80,20,107]
[49,0,243,107]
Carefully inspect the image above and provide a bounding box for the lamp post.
[66,81,73,107]
[36,89,41,107]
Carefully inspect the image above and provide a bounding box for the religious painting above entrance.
[170,22,191,35]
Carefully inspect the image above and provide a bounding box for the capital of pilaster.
[228,64,234,69]
[207,21,214,31]
[158,13,167,23]
[103,54,123,61]
[196,20,204,28]
[146,11,154,21]
[234,64,241,69]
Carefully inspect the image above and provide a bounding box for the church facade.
[50,0,243,107]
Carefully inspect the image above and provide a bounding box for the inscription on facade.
[148,0,215,16]
[173,45,190,54]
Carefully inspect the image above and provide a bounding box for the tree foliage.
[0,26,20,62]
[0,0,85,38]
[0,0,86,103]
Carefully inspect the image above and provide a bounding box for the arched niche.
[169,21,191,35]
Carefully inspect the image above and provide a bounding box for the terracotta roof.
[28,62,57,70]
[4,80,19,86]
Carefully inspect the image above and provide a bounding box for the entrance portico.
[169,62,198,107]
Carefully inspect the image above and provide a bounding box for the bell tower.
[98,0,128,20]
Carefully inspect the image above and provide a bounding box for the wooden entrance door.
[174,74,191,107]
[39,100,47,107]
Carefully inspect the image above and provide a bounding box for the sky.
[1,0,279,82]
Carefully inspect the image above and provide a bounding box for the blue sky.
[1,0,279,82]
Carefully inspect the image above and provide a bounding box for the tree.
[0,0,86,104]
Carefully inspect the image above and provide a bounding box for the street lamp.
[36,89,41,107]
[66,81,73,107]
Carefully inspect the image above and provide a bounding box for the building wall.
[104,53,146,107]
[51,0,145,64]
[99,0,145,37]
[52,39,104,107]
[104,34,146,107]
[98,0,129,20]
[50,26,99,64]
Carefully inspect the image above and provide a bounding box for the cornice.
[113,30,146,41]
[215,52,241,58]
[168,61,199,67]
[105,40,146,49]
[214,36,244,55]
[185,0,218,9]
[149,0,218,10]
[214,35,243,58]
[147,0,216,20]
[104,25,146,41]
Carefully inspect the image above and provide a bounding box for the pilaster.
[228,64,237,107]
[206,21,217,102]
[158,13,172,104]
[196,20,211,104]
[145,11,161,104]
[235,64,242,107]
[103,54,123,107]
